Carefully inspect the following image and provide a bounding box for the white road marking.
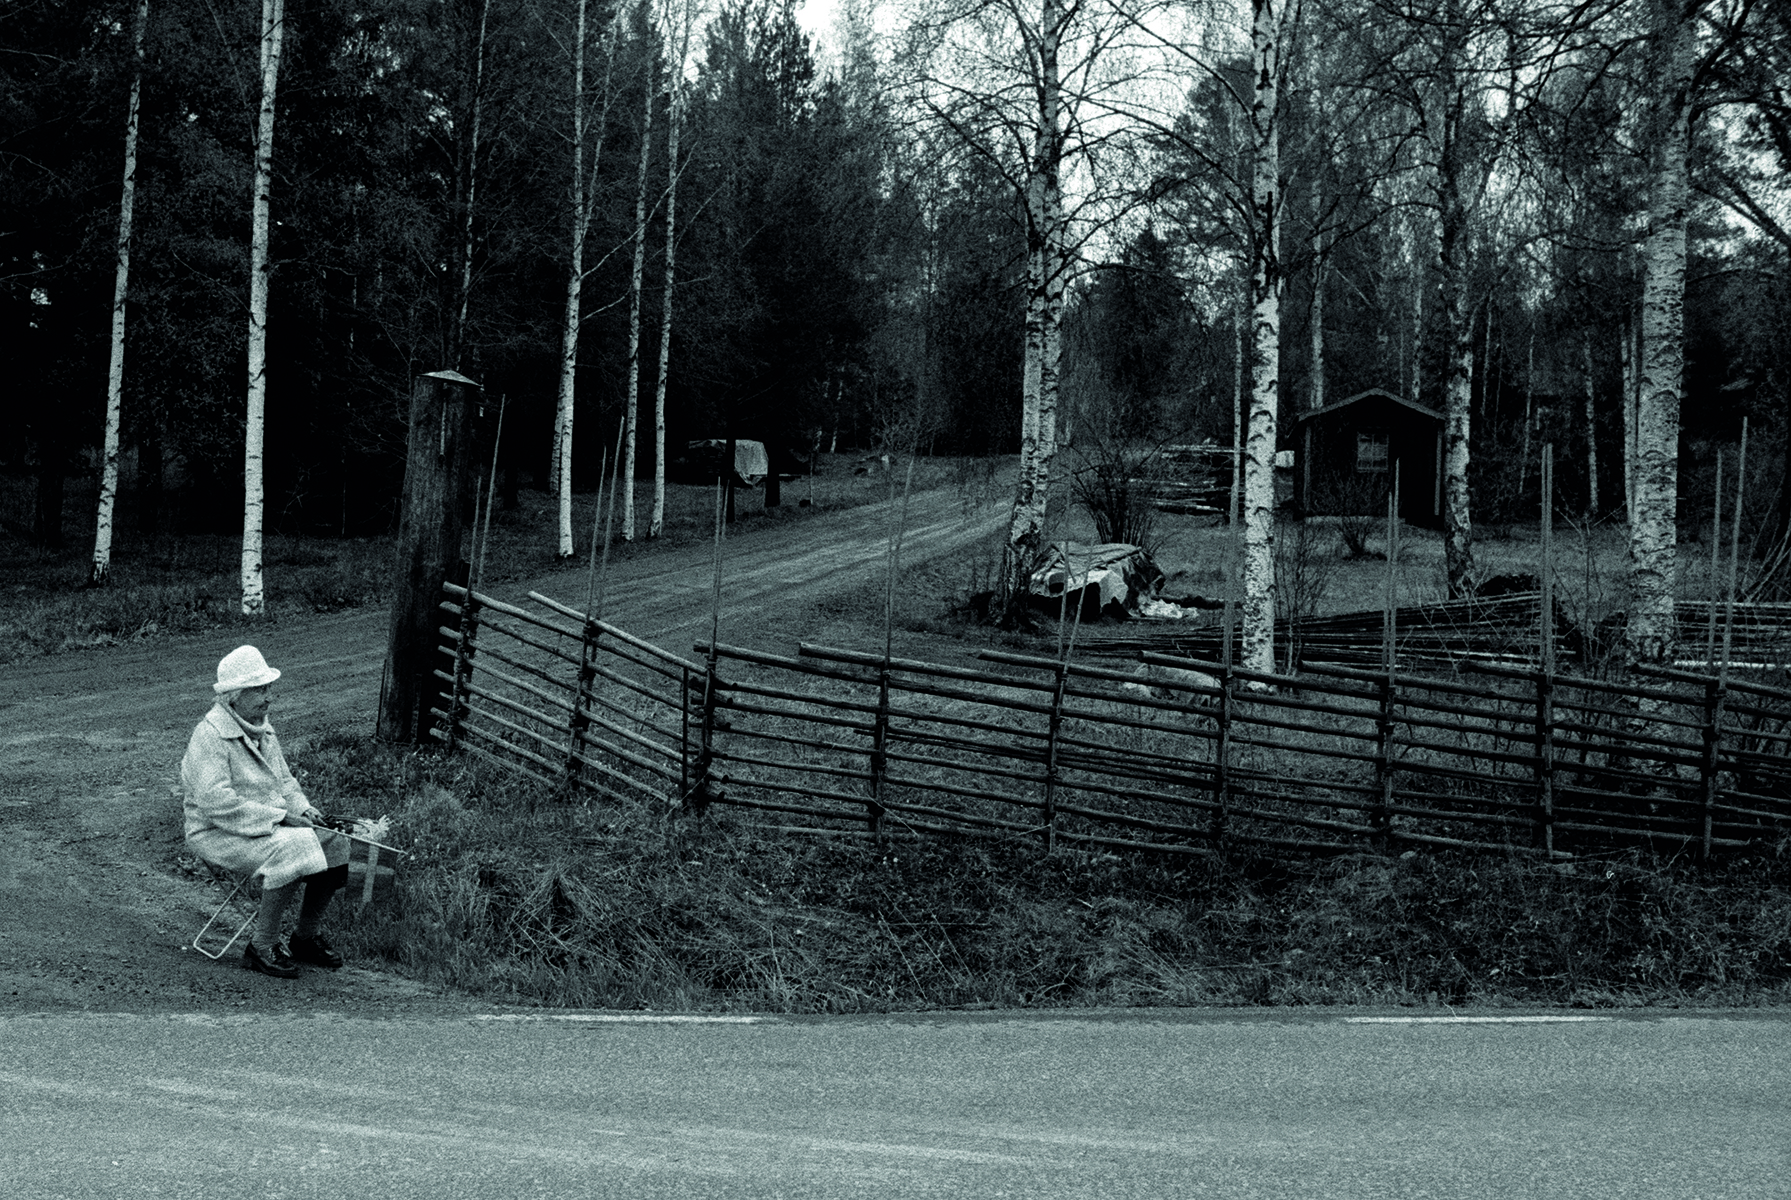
[1343,1015,1612,1024]
[474,1012,774,1024]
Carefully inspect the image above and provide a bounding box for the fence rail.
[433,583,1791,861]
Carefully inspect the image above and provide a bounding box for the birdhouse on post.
[378,369,481,744]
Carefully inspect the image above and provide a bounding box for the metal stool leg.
[192,872,257,960]
[191,844,280,960]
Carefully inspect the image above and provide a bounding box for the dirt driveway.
[0,487,1000,1014]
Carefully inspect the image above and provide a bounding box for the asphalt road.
[5,1009,1788,1198]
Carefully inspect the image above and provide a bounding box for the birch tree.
[906,0,1136,610]
[1625,0,1694,663]
[621,2,659,543]
[650,0,695,540]
[90,0,148,587]
[554,0,621,560]
[1582,331,1598,517]
[1239,0,1285,676]
[241,0,286,616]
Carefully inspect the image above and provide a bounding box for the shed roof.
[1294,388,1441,424]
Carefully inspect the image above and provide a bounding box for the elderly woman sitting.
[182,645,351,978]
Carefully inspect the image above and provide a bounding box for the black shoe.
[287,932,343,969]
[243,941,300,978]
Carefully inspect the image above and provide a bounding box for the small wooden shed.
[1294,389,1443,526]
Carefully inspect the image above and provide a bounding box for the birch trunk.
[650,1,690,540]
[555,2,618,559]
[1520,328,1534,493]
[1241,0,1282,676]
[1310,188,1324,412]
[1410,231,1424,404]
[90,0,148,587]
[1005,0,1064,601]
[1621,312,1637,524]
[622,30,657,543]
[241,0,285,617]
[554,0,589,560]
[1437,80,1476,600]
[1627,0,1694,664]
[1583,332,1599,519]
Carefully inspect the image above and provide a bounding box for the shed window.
[1356,430,1389,473]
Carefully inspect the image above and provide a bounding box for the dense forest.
[2,0,1786,661]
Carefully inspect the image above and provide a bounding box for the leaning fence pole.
[870,458,914,842]
[1705,449,1723,668]
[1042,546,1089,856]
[474,393,507,593]
[692,475,725,812]
[1536,444,1556,853]
[1375,468,1400,847]
[566,456,608,790]
[1221,446,1240,669]
[1706,419,1748,857]
[1721,418,1748,679]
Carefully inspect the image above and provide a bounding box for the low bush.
[305,733,1791,1011]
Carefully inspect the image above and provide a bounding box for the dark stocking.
[294,863,349,936]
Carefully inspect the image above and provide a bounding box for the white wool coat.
[181,705,347,889]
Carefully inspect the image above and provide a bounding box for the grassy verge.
[0,533,395,664]
[304,732,1791,1011]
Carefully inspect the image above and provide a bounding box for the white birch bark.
[554,0,588,561]
[650,0,691,540]
[1437,70,1476,599]
[241,0,285,617]
[90,0,148,587]
[1520,328,1534,493]
[1309,193,1324,412]
[1241,0,1282,677]
[1621,312,1637,524]
[1005,0,1064,598]
[555,2,619,560]
[1627,0,1694,663]
[621,25,657,544]
[1410,222,1424,405]
[1583,332,1599,518]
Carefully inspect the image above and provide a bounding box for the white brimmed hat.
[214,645,281,694]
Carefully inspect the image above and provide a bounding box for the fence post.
[1041,661,1066,853]
[679,665,691,801]
[1701,678,1725,860]
[691,652,720,814]
[1374,673,1396,850]
[445,588,480,754]
[1211,666,1233,847]
[868,666,890,842]
[1535,673,1555,854]
[565,618,598,791]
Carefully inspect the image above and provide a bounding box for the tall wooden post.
[379,369,480,744]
